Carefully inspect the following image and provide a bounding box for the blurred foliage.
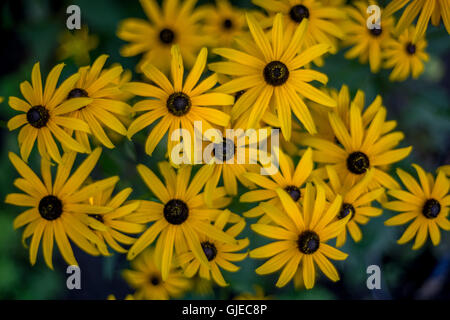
[0,0,449,300]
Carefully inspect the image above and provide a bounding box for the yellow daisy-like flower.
[240,148,313,221]
[123,248,191,300]
[57,26,98,66]
[383,26,429,81]
[86,183,145,255]
[209,13,336,140]
[5,148,116,268]
[253,0,347,63]
[384,165,449,249]
[117,0,211,73]
[250,183,349,288]
[202,0,246,48]
[67,55,132,152]
[317,167,384,247]
[7,62,91,163]
[300,103,412,190]
[125,45,233,157]
[178,210,248,287]
[234,285,273,300]
[343,1,395,73]
[126,162,236,281]
[384,0,450,42]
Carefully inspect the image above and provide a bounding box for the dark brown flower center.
[370,27,382,36]
[39,195,63,220]
[263,61,289,86]
[159,28,175,44]
[285,185,301,202]
[68,88,89,99]
[213,138,235,162]
[27,105,49,128]
[346,151,370,174]
[166,92,191,116]
[201,241,217,261]
[163,199,189,225]
[422,199,441,219]
[150,274,161,286]
[406,42,416,55]
[289,5,309,23]
[338,203,355,220]
[297,230,320,254]
[223,18,233,30]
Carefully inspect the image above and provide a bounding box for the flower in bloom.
[57,26,98,66]
[5,148,116,268]
[384,165,449,249]
[7,62,91,163]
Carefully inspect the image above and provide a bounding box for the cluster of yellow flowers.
[4,0,450,299]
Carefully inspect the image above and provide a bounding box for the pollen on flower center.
[285,185,301,201]
[223,18,233,30]
[346,151,370,174]
[27,105,50,128]
[289,4,310,23]
[159,28,175,44]
[297,230,320,254]
[422,199,441,219]
[338,203,356,220]
[163,199,189,225]
[68,88,89,99]
[201,241,217,261]
[406,42,416,55]
[263,61,289,86]
[38,195,63,221]
[166,92,192,116]
[370,27,382,36]
[150,274,161,286]
[213,138,235,162]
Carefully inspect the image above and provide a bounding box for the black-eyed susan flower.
[57,27,98,66]
[253,0,347,65]
[127,162,236,281]
[384,0,450,42]
[67,55,132,152]
[241,148,313,221]
[178,210,248,286]
[343,1,395,73]
[85,183,145,255]
[123,248,191,300]
[209,13,336,140]
[383,26,429,81]
[125,45,233,157]
[317,166,384,247]
[300,103,412,190]
[5,148,116,268]
[202,0,246,48]
[384,165,449,249]
[117,0,212,73]
[250,183,349,288]
[7,62,91,163]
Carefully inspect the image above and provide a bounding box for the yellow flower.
[343,1,395,73]
[202,0,247,48]
[0,97,4,104]
[384,165,449,249]
[7,62,91,163]
[384,0,450,42]
[253,0,347,64]
[86,183,145,255]
[383,26,429,81]
[250,183,349,288]
[117,0,212,73]
[178,210,248,287]
[317,167,384,247]
[127,162,236,281]
[123,248,191,300]
[67,55,133,152]
[209,13,336,140]
[300,103,412,190]
[57,27,98,66]
[107,294,135,300]
[125,45,233,157]
[234,285,273,300]
[240,148,313,222]
[5,148,116,268]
